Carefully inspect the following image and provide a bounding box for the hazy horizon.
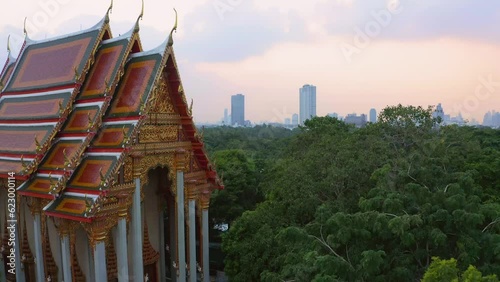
[1,0,499,123]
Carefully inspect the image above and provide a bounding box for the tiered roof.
[0,4,222,222]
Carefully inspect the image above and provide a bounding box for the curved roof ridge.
[6,51,16,64]
[102,21,139,45]
[129,39,167,58]
[6,35,17,62]
[23,7,111,47]
[0,36,17,87]
[129,8,177,59]
[0,57,13,85]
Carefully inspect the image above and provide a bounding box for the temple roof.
[0,6,222,222]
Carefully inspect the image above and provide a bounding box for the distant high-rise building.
[299,84,316,124]
[231,94,245,126]
[328,113,339,119]
[369,108,377,123]
[284,118,291,125]
[483,110,500,127]
[483,111,493,126]
[292,114,299,126]
[344,113,367,128]
[433,103,445,122]
[223,108,229,125]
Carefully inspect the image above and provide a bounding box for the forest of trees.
[203,105,500,281]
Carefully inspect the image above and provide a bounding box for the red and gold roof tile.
[3,30,101,94]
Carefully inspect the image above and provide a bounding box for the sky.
[0,0,499,123]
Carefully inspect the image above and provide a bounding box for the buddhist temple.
[0,2,222,281]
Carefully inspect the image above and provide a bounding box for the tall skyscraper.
[369,108,377,123]
[223,108,229,125]
[231,94,245,126]
[292,113,299,126]
[299,84,316,124]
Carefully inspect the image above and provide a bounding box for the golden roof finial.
[62,148,70,168]
[167,8,178,47]
[34,134,41,152]
[121,125,131,146]
[139,0,144,20]
[134,0,144,32]
[23,17,28,36]
[99,167,107,188]
[87,112,93,131]
[188,99,193,116]
[48,172,55,192]
[7,35,11,53]
[21,155,26,169]
[105,0,113,23]
[104,79,110,95]
[84,195,92,216]
[108,0,113,14]
[74,66,80,81]
[58,100,64,114]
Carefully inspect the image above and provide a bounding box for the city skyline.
[219,89,494,126]
[0,1,499,123]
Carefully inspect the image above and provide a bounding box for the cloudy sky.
[1,0,499,123]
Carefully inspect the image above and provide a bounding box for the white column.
[131,177,144,281]
[177,170,186,281]
[116,218,129,281]
[88,240,95,282]
[188,200,196,282]
[94,240,107,281]
[202,209,210,282]
[61,234,72,282]
[33,213,45,282]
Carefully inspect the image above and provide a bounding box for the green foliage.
[422,257,499,282]
[203,125,296,241]
[209,150,261,231]
[209,106,500,281]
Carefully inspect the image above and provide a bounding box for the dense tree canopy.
[204,125,297,239]
[210,105,500,281]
